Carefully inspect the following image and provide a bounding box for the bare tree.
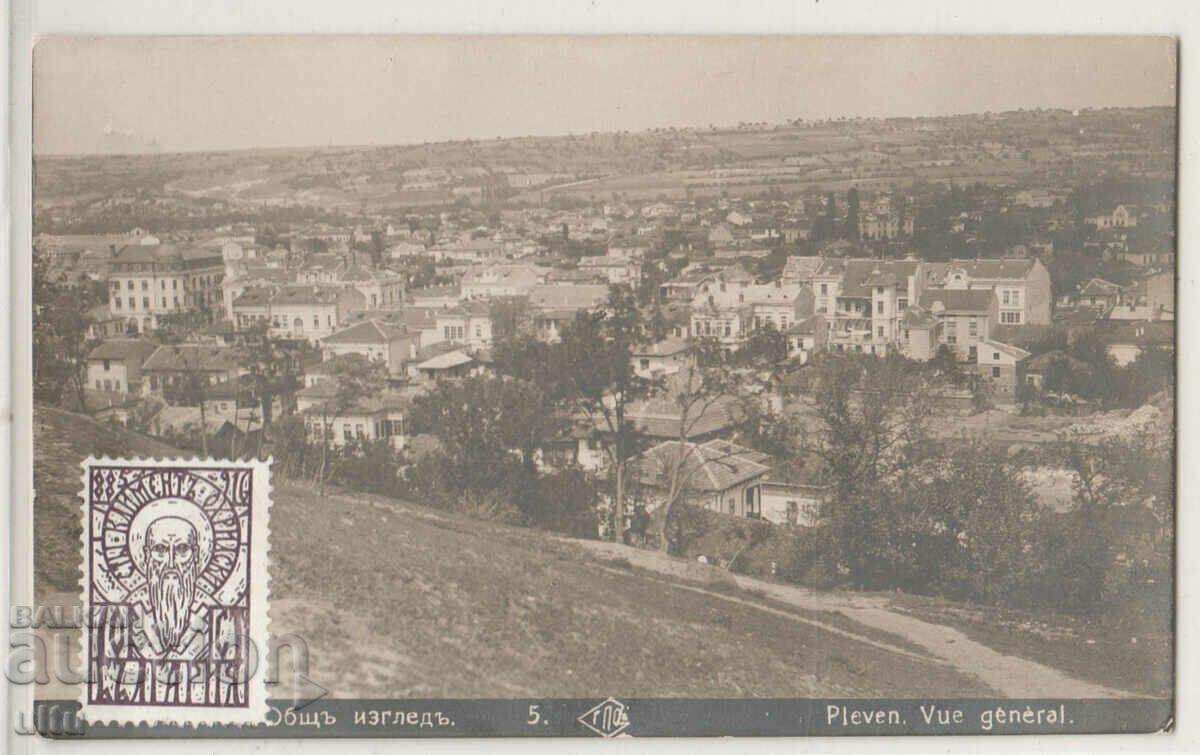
[312,354,387,496]
[651,338,745,553]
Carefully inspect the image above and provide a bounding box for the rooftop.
[633,439,772,492]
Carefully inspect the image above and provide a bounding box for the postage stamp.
[78,458,271,725]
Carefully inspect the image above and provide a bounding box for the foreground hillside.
[35,405,1162,699]
[35,405,988,698]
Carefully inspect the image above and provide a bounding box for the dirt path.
[575,539,1136,699]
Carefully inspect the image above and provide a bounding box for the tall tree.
[845,187,861,240]
[33,257,99,409]
[409,374,565,511]
[489,296,532,341]
[800,355,936,585]
[237,324,301,458]
[556,285,654,540]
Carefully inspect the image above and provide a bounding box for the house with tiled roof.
[975,339,1032,401]
[141,344,244,401]
[1085,204,1139,230]
[928,257,1051,326]
[631,337,693,378]
[320,319,420,378]
[631,439,772,519]
[744,281,814,334]
[819,258,927,357]
[781,255,824,286]
[1077,278,1123,309]
[407,284,462,309]
[86,338,160,395]
[529,284,609,343]
[264,285,366,344]
[460,263,544,300]
[1104,321,1174,367]
[899,305,940,361]
[783,314,827,364]
[298,389,411,450]
[337,264,405,309]
[919,288,999,362]
[86,304,126,341]
[578,255,643,288]
[432,301,494,349]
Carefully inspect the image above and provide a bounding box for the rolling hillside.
[34,404,992,699]
[35,405,1162,700]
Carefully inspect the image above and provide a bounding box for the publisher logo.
[578,697,630,737]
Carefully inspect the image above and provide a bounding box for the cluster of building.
[40,183,1176,533]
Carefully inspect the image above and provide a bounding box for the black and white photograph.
[13,29,1179,742]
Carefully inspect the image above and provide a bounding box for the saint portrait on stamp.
[80,458,271,725]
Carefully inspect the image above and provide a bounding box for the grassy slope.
[35,404,992,699]
[880,591,1172,699]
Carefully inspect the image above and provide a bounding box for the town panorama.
[32,106,1175,702]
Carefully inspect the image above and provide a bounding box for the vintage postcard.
[14,34,1176,740]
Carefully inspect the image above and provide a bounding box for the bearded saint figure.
[144,516,200,653]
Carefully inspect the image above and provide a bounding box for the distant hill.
[94,126,162,155]
[33,404,992,698]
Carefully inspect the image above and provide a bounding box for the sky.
[32,35,1177,155]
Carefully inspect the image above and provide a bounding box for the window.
[313,315,320,329]
[174,297,179,307]
[992,366,1001,378]
[96,380,102,389]
[898,298,907,310]
[993,352,1001,360]
[1002,290,1010,305]
[877,286,884,294]
[127,280,134,290]
[475,325,482,338]
[173,280,177,290]
[724,322,731,337]
[877,326,884,338]
[968,319,977,336]
[877,301,885,314]
[141,281,148,291]
[947,334,957,344]
[969,346,977,361]
[1001,312,1021,324]
[343,426,352,440]
[114,298,122,309]
[820,283,828,295]
[356,424,364,438]
[1012,290,1021,306]
[640,359,650,369]
[129,297,137,310]
[162,298,167,308]
[142,297,150,309]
